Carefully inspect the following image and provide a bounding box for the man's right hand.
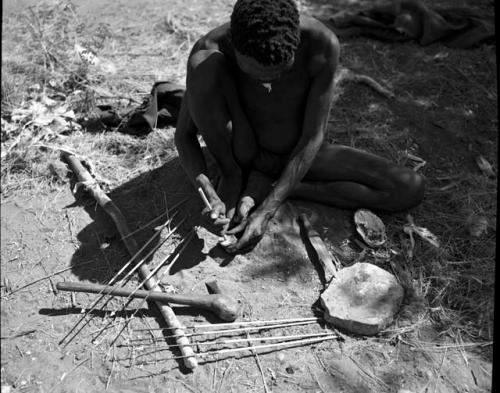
[204,198,231,225]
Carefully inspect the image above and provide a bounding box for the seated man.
[174,0,424,253]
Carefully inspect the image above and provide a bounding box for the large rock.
[320,262,404,335]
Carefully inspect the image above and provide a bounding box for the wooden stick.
[57,280,236,313]
[131,332,335,349]
[199,335,338,357]
[187,316,322,329]
[135,335,338,364]
[94,316,321,336]
[132,333,336,362]
[298,213,339,283]
[121,208,178,239]
[62,152,198,369]
[197,187,212,211]
[134,316,322,331]
[132,320,321,339]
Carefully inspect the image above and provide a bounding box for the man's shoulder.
[300,15,339,53]
[299,15,339,74]
[192,23,231,52]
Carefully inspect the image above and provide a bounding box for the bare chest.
[236,71,310,153]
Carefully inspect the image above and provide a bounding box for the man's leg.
[186,50,257,209]
[293,144,425,211]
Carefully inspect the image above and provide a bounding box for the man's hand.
[203,198,231,226]
[224,208,272,253]
[198,184,231,226]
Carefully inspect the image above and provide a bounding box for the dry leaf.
[476,156,495,178]
[75,43,117,74]
[403,215,440,249]
[75,43,99,65]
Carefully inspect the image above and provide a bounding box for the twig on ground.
[309,365,327,393]
[8,260,97,295]
[1,329,37,339]
[217,360,235,393]
[430,348,448,393]
[60,358,89,382]
[246,331,270,393]
[164,376,201,393]
[350,355,390,391]
[336,67,395,99]
[212,361,218,391]
[144,318,158,367]
[105,346,116,391]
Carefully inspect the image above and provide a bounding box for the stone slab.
[320,262,404,335]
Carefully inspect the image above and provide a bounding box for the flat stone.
[320,262,404,335]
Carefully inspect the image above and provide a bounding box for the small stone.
[320,263,404,335]
[277,353,285,363]
[285,366,294,374]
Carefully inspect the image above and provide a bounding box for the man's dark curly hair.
[230,0,300,66]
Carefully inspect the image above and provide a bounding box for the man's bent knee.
[387,168,425,211]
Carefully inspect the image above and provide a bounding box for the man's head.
[230,0,300,81]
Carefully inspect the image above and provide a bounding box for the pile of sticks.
[123,317,337,364]
[61,152,198,369]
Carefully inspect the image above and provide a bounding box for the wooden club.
[57,281,241,322]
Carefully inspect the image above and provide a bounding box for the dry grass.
[1,0,496,363]
[326,25,496,350]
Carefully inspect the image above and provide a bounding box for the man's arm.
[226,32,340,251]
[174,95,222,214]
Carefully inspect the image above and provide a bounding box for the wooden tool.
[57,281,241,322]
[297,213,339,283]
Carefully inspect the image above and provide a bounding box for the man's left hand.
[224,209,271,253]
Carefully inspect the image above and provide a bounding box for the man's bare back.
[175,0,424,253]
